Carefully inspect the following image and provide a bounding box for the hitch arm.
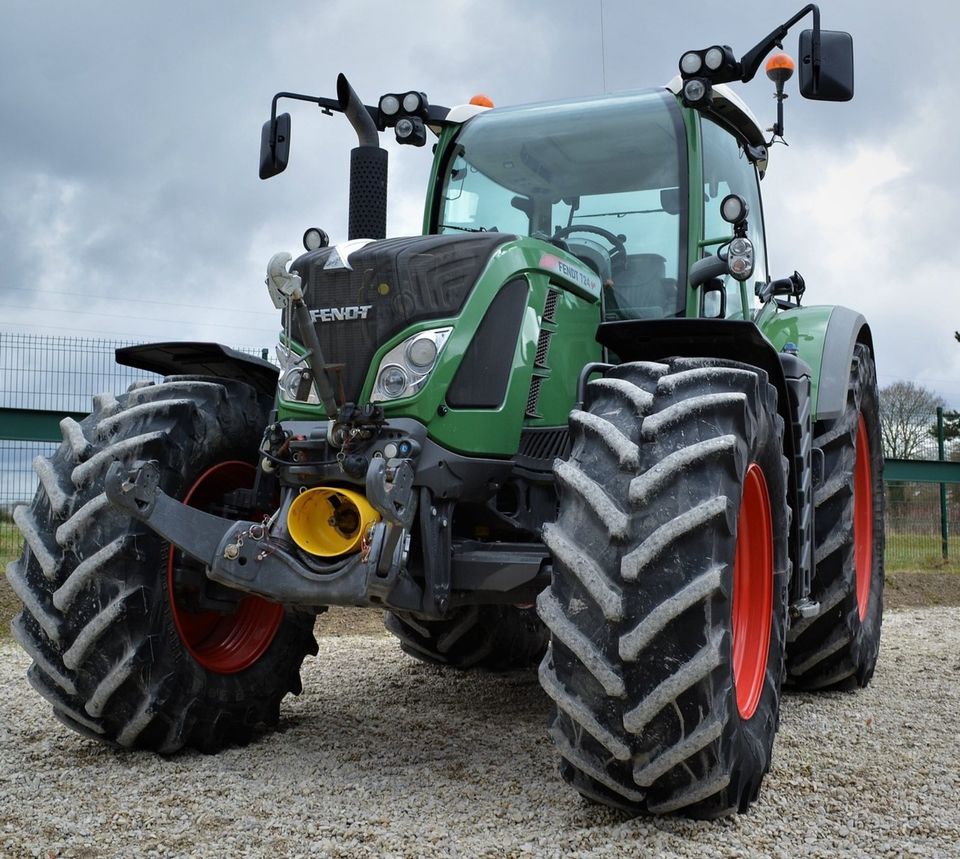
[105,460,246,567]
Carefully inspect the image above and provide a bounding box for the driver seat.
[604,253,678,319]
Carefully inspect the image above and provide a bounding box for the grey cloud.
[1,0,957,393]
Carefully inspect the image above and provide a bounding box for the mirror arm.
[756,270,805,304]
[689,254,729,289]
[270,91,356,125]
[739,3,820,83]
[268,91,452,139]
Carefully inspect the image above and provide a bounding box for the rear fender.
[758,305,872,422]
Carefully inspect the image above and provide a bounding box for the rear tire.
[7,378,317,752]
[540,358,789,817]
[385,605,547,670]
[786,343,884,689]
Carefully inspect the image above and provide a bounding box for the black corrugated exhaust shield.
[337,73,387,240]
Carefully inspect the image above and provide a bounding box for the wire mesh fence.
[0,332,272,559]
[885,482,960,571]
[0,332,157,414]
[879,402,959,570]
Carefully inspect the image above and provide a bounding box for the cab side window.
[700,118,768,318]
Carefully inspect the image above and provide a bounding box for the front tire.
[786,343,884,689]
[7,378,317,752]
[539,358,789,817]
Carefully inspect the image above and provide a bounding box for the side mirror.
[259,112,291,179]
[660,187,681,215]
[798,29,854,102]
[689,254,728,289]
[701,280,727,319]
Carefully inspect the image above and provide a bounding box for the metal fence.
[882,404,960,570]
[0,332,270,560]
[885,483,960,570]
[0,332,152,414]
[1,332,958,571]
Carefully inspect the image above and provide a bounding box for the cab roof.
[665,75,769,174]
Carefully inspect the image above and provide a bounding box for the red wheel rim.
[732,463,774,721]
[167,461,284,674]
[853,415,873,621]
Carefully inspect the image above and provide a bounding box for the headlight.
[276,342,320,405]
[727,237,755,282]
[406,337,438,370]
[682,78,708,104]
[371,327,452,402]
[704,47,725,71]
[680,51,702,74]
[402,91,422,113]
[379,94,400,116]
[377,365,409,399]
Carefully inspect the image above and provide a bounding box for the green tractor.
[9,5,882,817]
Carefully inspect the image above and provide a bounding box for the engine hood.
[290,232,513,402]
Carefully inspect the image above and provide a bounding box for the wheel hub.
[167,461,284,674]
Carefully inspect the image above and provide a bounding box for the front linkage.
[105,451,420,610]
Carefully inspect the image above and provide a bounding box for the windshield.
[436,90,687,318]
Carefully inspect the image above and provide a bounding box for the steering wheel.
[552,225,627,265]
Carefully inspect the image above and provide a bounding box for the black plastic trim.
[447,277,529,409]
[816,306,870,421]
[115,342,278,398]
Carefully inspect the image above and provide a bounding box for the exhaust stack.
[337,73,388,241]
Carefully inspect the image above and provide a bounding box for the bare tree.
[879,381,945,459]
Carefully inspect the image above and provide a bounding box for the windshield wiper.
[439,224,496,233]
[573,209,663,217]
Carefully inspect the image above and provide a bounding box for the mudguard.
[759,305,872,422]
[115,341,279,398]
[597,318,791,413]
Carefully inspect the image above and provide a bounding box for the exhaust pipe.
[287,486,382,557]
[337,73,387,241]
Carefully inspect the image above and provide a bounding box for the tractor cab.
[430,79,777,324]
[432,90,686,321]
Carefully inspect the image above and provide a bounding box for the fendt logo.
[310,305,373,323]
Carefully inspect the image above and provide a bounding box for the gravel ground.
[2,608,959,858]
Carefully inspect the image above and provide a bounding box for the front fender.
[596,316,793,441]
[115,341,279,399]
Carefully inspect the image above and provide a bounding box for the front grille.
[289,233,513,402]
[534,330,552,369]
[542,289,561,323]
[525,375,544,419]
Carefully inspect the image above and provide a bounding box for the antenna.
[600,0,608,93]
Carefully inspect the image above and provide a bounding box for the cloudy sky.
[2,0,958,406]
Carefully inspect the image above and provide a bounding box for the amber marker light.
[765,52,795,83]
[469,94,494,107]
